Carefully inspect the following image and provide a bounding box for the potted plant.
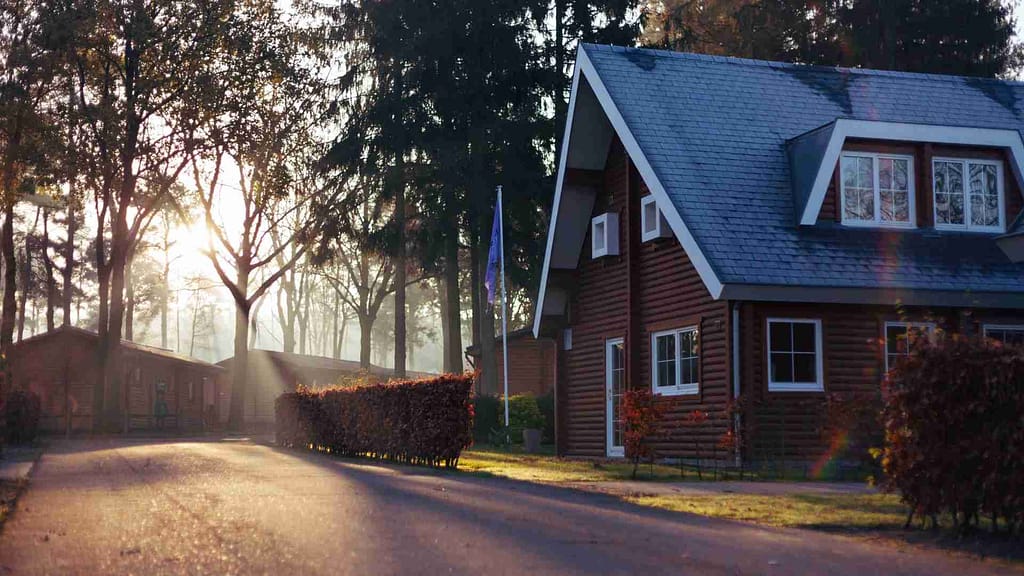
[508,394,546,453]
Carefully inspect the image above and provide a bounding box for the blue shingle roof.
[583,43,1024,293]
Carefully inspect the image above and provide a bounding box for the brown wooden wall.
[492,336,556,397]
[562,138,730,458]
[7,329,221,434]
[817,140,1022,226]
[738,302,1024,460]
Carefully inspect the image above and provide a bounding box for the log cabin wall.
[563,137,731,458]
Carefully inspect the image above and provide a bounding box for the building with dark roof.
[8,326,225,434]
[534,44,1024,462]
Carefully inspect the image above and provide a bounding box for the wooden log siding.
[739,302,967,460]
[818,140,1023,226]
[563,138,731,458]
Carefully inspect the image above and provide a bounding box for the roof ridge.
[580,43,1024,87]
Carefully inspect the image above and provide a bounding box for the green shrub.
[275,374,474,468]
[4,389,41,445]
[472,394,500,444]
[536,391,555,444]
[883,336,1024,534]
[507,394,544,440]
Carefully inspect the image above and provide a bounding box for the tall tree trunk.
[160,226,170,347]
[124,253,134,341]
[42,211,56,332]
[1,203,16,351]
[16,243,29,341]
[393,169,407,378]
[331,290,340,359]
[227,266,249,431]
[443,232,463,373]
[358,313,372,368]
[62,195,77,327]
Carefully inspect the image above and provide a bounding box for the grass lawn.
[627,493,907,531]
[458,445,697,483]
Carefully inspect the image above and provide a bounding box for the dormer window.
[840,153,915,228]
[933,158,1004,232]
[640,195,671,242]
[591,212,619,258]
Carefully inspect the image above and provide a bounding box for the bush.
[622,388,668,479]
[4,389,41,445]
[882,336,1024,534]
[508,394,545,437]
[275,373,474,468]
[536,391,555,444]
[472,394,500,444]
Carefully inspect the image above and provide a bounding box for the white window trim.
[982,324,1024,340]
[932,157,1005,233]
[839,152,917,229]
[606,337,625,458]
[766,318,824,392]
[650,326,700,397]
[883,321,937,373]
[591,212,619,258]
[640,195,670,242]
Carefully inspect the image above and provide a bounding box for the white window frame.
[605,338,626,458]
[591,212,619,258]
[839,152,916,229]
[640,195,671,242]
[932,157,1005,233]
[650,326,699,397]
[766,318,824,392]
[982,324,1024,344]
[884,321,936,373]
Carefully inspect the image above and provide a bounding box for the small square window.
[591,213,619,258]
[885,321,935,372]
[767,318,823,392]
[651,326,699,396]
[640,195,671,242]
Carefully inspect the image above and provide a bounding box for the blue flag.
[484,201,502,305]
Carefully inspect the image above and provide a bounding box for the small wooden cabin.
[7,326,225,434]
[217,350,435,426]
[465,329,557,397]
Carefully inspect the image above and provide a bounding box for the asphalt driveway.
[0,438,1016,575]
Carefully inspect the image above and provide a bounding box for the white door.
[606,338,626,457]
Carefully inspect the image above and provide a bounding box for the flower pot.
[522,428,542,454]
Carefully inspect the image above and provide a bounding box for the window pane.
[656,334,676,388]
[793,353,817,383]
[792,322,816,353]
[658,360,676,388]
[880,158,910,223]
[769,322,792,352]
[770,352,793,383]
[935,161,965,225]
[680,358,698,385]
[885,325,906,355]
[842,157,858,188]
[858,157,873,187]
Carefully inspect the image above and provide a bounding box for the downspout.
[731,301,742,467]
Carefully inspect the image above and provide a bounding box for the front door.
[605,338,625,457]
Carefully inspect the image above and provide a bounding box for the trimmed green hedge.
[275,373,474,468]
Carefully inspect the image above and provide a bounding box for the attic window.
[641,195,671,242]
[933,158,1004,232]
[840,153,915,228]
[591,213,619,258]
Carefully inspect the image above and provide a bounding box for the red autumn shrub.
[883,336,1024,533]
[275,373,474,468]
[621,388,667,479]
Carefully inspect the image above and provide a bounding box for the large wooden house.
[533,44,1024,462]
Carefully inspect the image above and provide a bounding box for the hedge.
[883,336,1024,534]
[3,389,41,445]
[275,373,474,468]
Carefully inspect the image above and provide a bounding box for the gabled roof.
[535,44,1024,334]
[217,349,437,380]
[14,325,223,370]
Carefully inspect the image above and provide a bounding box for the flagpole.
[498,186,510,428]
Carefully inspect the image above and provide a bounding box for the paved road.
[0,439,1016,575]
